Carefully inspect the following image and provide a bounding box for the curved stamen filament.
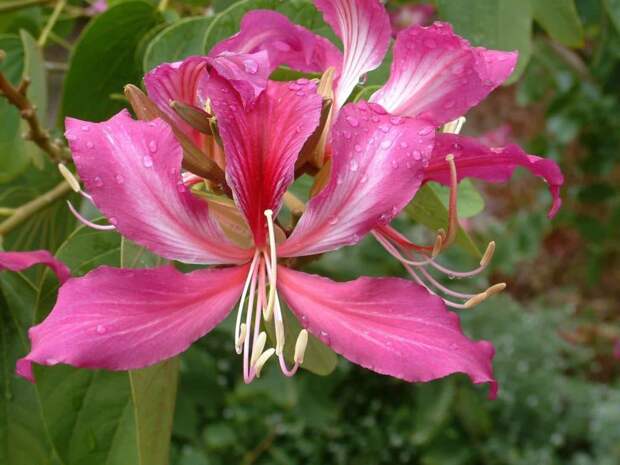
[442,154,460,250]
[234,250,260,353]
[264,209,277,321]
[66,201,116,231]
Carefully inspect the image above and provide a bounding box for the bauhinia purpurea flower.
[6,0,564,398]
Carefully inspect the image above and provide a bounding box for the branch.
[0,181,72,236]
[0,50,71,163]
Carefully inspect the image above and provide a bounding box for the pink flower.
[85,0,108,16]
[0,250,70,283]
[14,67,497,395]
[211,0,563,310]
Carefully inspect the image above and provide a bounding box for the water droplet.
[319,330,330,343]
[143,155,153,168]
[418,126,432,136]
[336,175,344,185]
[243,58,258,74]
[379,124,390,133]
[444,99,456,109]
[328,216,338,225]
[350,234,360,243]
[115,174,124,184]
[349,160,359,172]
[109,217,118,226]
[346,115,359,127]
[148,140,158,153]
[360,175,368,183]
[380,139,392,149]
[96,325,106,334]
[391,160,399,169]
[296,90,306,96]
[399,141,408,149]
[46,358,59,365]
[94,176,103,187]
[86,141,94,149]
[288,82,300,90]
[343,130,352,139]
[358,74,368,85]
[66,132,76,141]
[296,77,309,84]
[412,150,421,160]
[390,116,403,125]
[176,182,186,193]
[354,144,363,152]
[81,125,90,132]
[371,115,380,123]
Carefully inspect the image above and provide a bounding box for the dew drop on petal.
[148,140,158,153]
[354,144,363,152]
[399,141,408,149]
[328,216,338,225]
[346,115,360,127]
[96,325,106,334]
[86,141,94,149]
[176,182,186,193]
[115,174,124,184]
[381,139,392,149]
[349,160,359,172]
[390,116,403,125]
[243,58,258,74]
[391,159,399,169]
[81,125,90,132]
[66,132,76,141]
[412,150,422,160]
[296,78,309,85]
[143,155,154,168]
[109,217,118,226]
[94,176,103,187]
[379,124,390,133]
[418,127,432,136]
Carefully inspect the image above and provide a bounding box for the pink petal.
[314,0,391,108]
[278,266,497,397]
[16,264,248,382]
[370,22,518,126]
[67,110,251,264]
[206,77,322,246]
[425,133,564,218]
[279,102,435,257]
[0,250,70,283]
[210,10,342,75]
[144,53,270,144]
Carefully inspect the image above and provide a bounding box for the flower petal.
[16,264,248,382]
[210,10,342,75]
[425,133,564,218]
[370,22,518,126]
[144,53,270,144]
[278,266,497,396]
[314,0,391,107]
[279,102,435,257]
[0,250,70,283]
[207,77,322,246]
[67,110,250,264]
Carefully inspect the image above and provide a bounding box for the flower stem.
[0,181,72,236]
[38,0,68,47]
[0,51,71,163]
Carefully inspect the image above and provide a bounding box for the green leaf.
[0,271,56,465]
[604,0,620,34]
[203,0,335,53]
[430,179,485,219]
[352,85,380,103]
[0,31,45,183]
[411,381,456,446]
[264,301,338,376]
[436,0,533,84]
[61,1,162,122]
[406,184,481,257]
[121,238,178,465]
[143,16,213,72]
[533,0,584,47]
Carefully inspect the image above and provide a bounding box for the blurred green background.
[1,0,619,464]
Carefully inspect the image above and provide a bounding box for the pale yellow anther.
[486,282,507,297]
[480,241,496,267]
[464,292,488,309]
[432,233,443,258]
[445,154,455,162]
[250,331,267,367]
[274,317,285,356]
[254,348,276,377]
[442,116,466,135]
[294,329,308,365]
[235,323,247,354]
[317,67,336,100]
[58,164,81,193]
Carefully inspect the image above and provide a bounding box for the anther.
[254,348,276,377]
[431,233,443,258]
[480,241,496,267]
[464,292,488,309]
[58,164,81,193]
[486,282,507,297]
[442,116,466,135]
[236,323,247,354]
[294,330,308,365]
[275,317,285,356]
[249,331,267,367]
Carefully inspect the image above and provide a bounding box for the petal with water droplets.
[278,266,498,397]
[16,264,248,382]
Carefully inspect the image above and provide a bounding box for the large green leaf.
[431,179,485,219]
[533,0,584,47]
[436,0,533,84]
[406,184,481,257]
[0,271,56,465]
[0,31,45,183]
[143,16,213,72]
[121,239,179,465]
[61,1,162,122]
[604,0,620,34]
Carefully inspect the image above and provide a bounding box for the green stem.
[157,0,169,11]
[38,0,67,48]
[0,0,53,13]
[0,181,72,236]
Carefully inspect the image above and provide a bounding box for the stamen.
[486,282,507,297]
[463,283,507,309]
[442,154,459,249]
[294,329,308,365]
[234,250,260,352]
[479,241,496,267]
[236,323,247,353]
[264,209,278,321]
[58,164,80,192]
[66,201,116,230]
[242,263,259,383]
[250,331,267,368]
[254,348,276,378]
[442,116,466,135]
